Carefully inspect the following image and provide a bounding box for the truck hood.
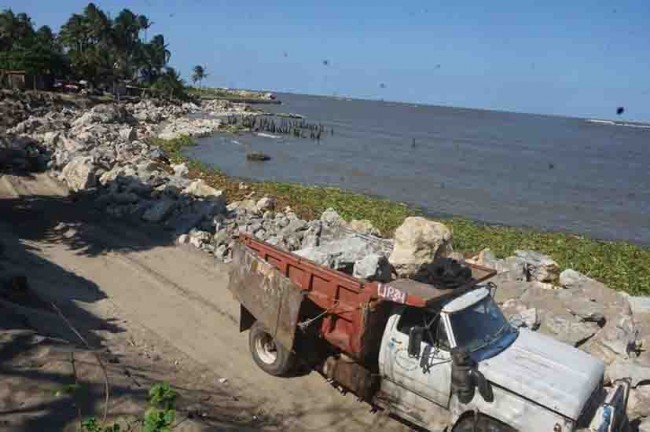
[478,329,604,420]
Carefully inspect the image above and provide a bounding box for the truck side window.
[397,308,449,350]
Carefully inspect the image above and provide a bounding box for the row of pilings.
[225,115,333,140]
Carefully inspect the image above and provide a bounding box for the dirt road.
[0,172,407,431]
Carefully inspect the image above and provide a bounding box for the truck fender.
[239,304,256,332]
[451,411,516,432]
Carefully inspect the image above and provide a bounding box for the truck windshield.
[449,296,510,352]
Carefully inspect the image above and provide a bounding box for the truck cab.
[377,287,628,432]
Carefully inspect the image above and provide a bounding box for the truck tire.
[249,321,296,376]
[452,414,516,432]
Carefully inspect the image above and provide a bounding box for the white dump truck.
[229,235,630,432]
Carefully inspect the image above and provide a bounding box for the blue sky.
[6,0,650,121]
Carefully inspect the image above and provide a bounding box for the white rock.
[321,208,345,225]
[628,296,650,316]
[42,131,61,146]
[353,254,391,281]
[388,217,452,278]
[296,237,383,270]
[606,358,650,387]
[475,248,498,268]
[627,385,650,419]
[60,156,96,192]
[559,268,589,288]
[255,196,275,212]
[495,256,528,281]
[119,126,137,142]
[182,179,224,201]
[348,219,381,236]
[515,250,560,283]
[172,163,189,177]
[176,234,189,245]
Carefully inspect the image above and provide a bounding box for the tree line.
[0,3,204,99]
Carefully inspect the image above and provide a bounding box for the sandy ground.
[0,171,408,431]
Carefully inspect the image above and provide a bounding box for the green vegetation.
[152,136,650,296]
[1,4,188,99]
[0,11,67,76]
[80,382,178,432]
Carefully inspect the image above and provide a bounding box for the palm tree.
[191,64,207,88]
[137,15,151,42]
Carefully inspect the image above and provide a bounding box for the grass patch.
[150,135,650,295]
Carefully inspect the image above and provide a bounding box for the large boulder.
[514,250,560,283]
[388,217,452,278]
[59,156,96,192]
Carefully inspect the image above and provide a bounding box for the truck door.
[380,307,452,408]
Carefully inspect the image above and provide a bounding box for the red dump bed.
[239,234,382,359]
[233,234,495,360]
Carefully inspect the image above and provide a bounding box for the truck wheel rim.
[255,333,278,364]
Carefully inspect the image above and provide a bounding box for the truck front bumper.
[587,380,630,432]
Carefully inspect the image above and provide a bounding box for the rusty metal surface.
[228,241,304,351]
[324,356,378,402]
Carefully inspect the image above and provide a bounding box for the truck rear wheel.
[249,321,296,376]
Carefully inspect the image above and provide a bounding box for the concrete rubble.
[2,92,649,426]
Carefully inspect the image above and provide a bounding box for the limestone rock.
[388,217,452,278]
[542,311,600,346]
[495,256,527,281]
[255,196,275,212]
[515,250,560,283]
[321,208,345,225]
[559,268,589,288]
[60,156,96,191]
[606,358,650,387]
[172,163,189,177]
[352,254,391,282]
[584,313,638,363]
[348,219,381,236]
[295,237,383,271]
[627,385,650,419]
[476,248,498,268]
[182,179,225,201]
[119,126,137,142]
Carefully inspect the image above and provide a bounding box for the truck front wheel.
[249,321,296,376]
[453,414,516,432]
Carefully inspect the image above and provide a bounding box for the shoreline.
[157,134,650,296]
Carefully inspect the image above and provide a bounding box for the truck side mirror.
[408,326,424,358]
[472,369,494,402]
